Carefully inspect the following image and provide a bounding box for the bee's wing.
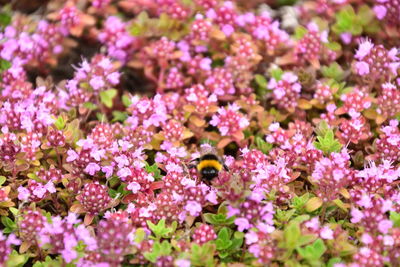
[223,164,229,171]
[219,156,229,171]
[188,158,199,169]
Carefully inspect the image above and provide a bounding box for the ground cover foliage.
[0,0,400,266]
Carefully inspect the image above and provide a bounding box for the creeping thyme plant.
[0,0,400,266]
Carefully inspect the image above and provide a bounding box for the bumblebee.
[190,147,228,181]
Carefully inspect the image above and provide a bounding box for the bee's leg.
[223,164,229,171]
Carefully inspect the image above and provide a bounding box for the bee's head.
[200,167,219,180]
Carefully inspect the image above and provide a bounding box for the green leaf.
[255,136,273,155]
[229,231,244,250]
[83,102,98,111]
[254,74,267,98]
[216,227,233,250]
[321,62,345,81]
[144,240,172,263]
[332,5,359,35]
[122,95,132,107]
[284,222,301,250]
[108,176,119,187]
[291,193,310,211]
[95,112,107,122]
[291,215,310,224]
[6,250,30,267]
[0,12,11,28]
[32,256,62,267]
[390,211,400,227]
[108,189,118,198]
[0,58,11,72]
[130,24,144,36]
[0,175,6,186]
[294,25,308,40]
[203,213,218,224]
[327,257,342,267]
[276,209,297,225]
[145,162,161,180]
[324,42,342,52]
[277,0,298,6]
[147,219,175,240]
[112,111,128,122]
[254,74,267,89]
[117,183,130,196]
[270,67,284,81]
[9,208,18,216]
[297,234,317,247]
[357,5,374,26]
[313,127,342,155]
[203,213,235,226]
[190,243,215,267]
[297,239,326,261]
[134,228,146,243]
[1,216,16,230]
[99,89,117,108]
[181,0,192,5]
[54,116,66,130]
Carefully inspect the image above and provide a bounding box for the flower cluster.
[210,103,249,137]
[269,72,302,112]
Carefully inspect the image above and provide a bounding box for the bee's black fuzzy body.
[195,153,226,181]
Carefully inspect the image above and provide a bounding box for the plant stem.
[320,203,327,223]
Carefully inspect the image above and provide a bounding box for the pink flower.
[245,231,259,245]
[378,219,393,234]
[61,247,78,263]
[44,182,56,193]
[6,233,21,246]
[235,217,250,232]
[357,194,373,208]
[90,149,106,161]
[373,5,387,19]
[102,166,113,178]
[117,167,132,178]
[227,206,240,217]
[221,24,234,36]
[355,39,374,60]
[66,149,78,162]
[248,244,261,257]
[17,186,30,201]
[210,104,249,136]
[185,201,202,216]
[205,190,218,204]
[199,58,212,70]
[76,225,97,250]
[33,184,47,198]
[84,163,101,176]
[127,182,141,194]
[165,162,183,173]
[361,233,373,244]
[340,32,352,44]
[305,217,320,231]
[355,61,370,75]
[126,203,136,213]
[175,259,191,267]
[320,227,334,240]
[383,235,394,246]
[350,208,364,223]
[89,76,105,90]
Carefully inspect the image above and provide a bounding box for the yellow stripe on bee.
[197,160,223,172]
